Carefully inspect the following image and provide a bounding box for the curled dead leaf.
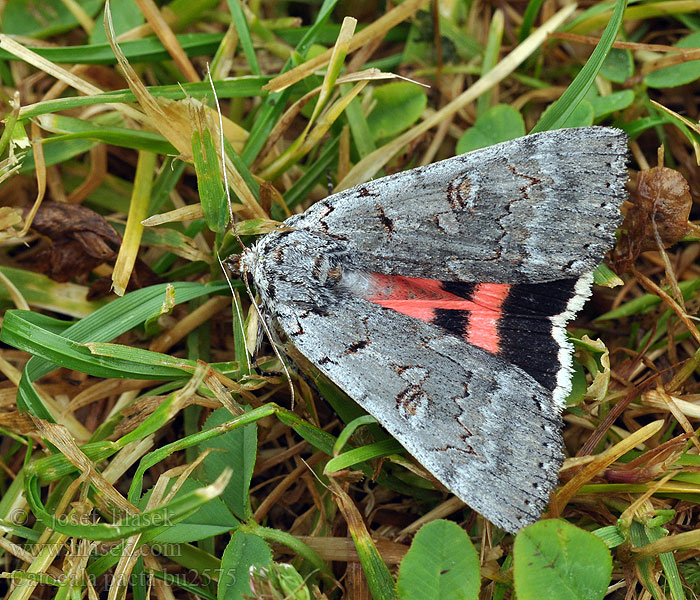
[21,202,121,282]
[20,202,163,297]
[614,166,691,272]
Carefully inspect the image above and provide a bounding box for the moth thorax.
[337,269,375,298]
[311,254,343,285]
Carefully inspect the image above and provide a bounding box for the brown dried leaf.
[22,202,121,282]
[0,410,37,434]
[604,432,691,484]
[614,166,691,272]
[30,415,135,513]
[18,201,164,294]
[26,202,121,250]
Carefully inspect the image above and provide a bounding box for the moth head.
[224,253,241,273]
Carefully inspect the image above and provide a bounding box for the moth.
[240,127,628,533]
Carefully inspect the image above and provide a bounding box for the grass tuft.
[1,1,700,598]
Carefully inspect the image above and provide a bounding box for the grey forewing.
[247,229,564,532]
[286,127,627,283]
[270,290,564,533]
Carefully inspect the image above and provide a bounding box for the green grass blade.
[531,0,627,132]
[226,0,261,75]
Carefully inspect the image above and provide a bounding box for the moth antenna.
[206,66,242,249]
[207,67,296,407]
[301,456,332,495]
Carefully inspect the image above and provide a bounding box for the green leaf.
[333,415,378,454]
[589,90,635,119]
[117,377,212,448]
[250,524,332,580]
[230,290,251,377]
[27,441,120,483]
[439,16,481,61]
[158,0,222,30]
[284,134,340,210]
[240,0,337,165]
[325,439,403,472]
[128,405,280,504]
[367,82,427,141]
[565,360,587,407]
[226,0,261,76]
[645,32,700,88]
[200,408,257,520]
[346,90,376,159]
[141,479,239,543]
[620,115,674,138]
[563,100,595,127]
[91,0,145,44]
[192,127,228,233]
[0,34,227,68]
[0,266,109,318]
[456,104,525,154]
[1,311,198,380]
[514,520,612,600]
[593,262,623,287]
[0,281,230,420]
[629,520,684,600]
[19,138,97,172]
[2,0,103,38]
[18,78,269,121]
[248,563,311,600]
[218,531,272,600]
[519,0,545,42]
[25,471,231,541]
[397,519,480,600]
[41,124,176,154]
[600,48,634,83]
[477,11,504,116]
[402,13,480,65]
[593,525,627,548]
[276,410,337,456]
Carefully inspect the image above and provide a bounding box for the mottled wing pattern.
[272,295,564,533]
[287,127,628,283]
[241,126,629,532]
